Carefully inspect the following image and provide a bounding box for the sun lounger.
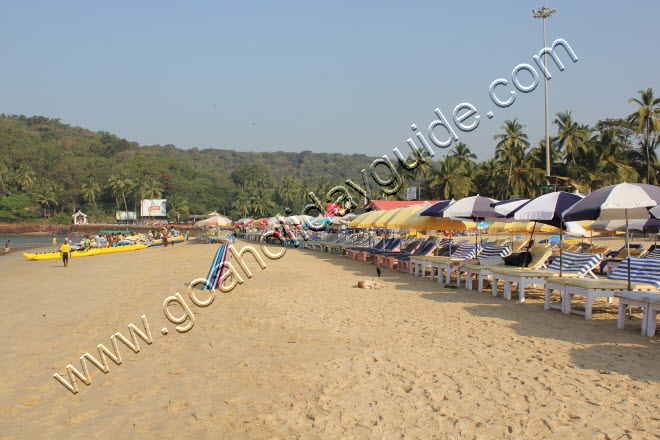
[382,239,438,272]
[490,251,603,302]
[345,238,385,259]
[603,246,651,275]
[415,242,482,284]
[457,245,533,291]
[545,257,660,320]
[615,291,660,336]
[373,238,424,266]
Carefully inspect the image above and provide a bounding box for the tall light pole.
[533,6,556,182]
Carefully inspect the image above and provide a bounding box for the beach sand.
[0,238,658,439]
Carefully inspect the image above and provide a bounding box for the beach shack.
[72,210,88,225]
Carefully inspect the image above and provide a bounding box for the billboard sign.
[141,199,167,217]
[116,211,137,221]
[406,187,417,200]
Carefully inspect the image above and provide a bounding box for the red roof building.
[364,200,446,211]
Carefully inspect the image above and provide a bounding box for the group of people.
[149,226,178,247]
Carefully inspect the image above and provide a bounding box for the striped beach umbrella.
[564,183,660,289]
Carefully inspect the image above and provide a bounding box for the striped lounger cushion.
[452,243,481,260]
[607,257,660,288]
[478,245,512,259]
[546,251,602,277]
[642,248,660,259]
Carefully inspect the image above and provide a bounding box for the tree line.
[0,88,658,223]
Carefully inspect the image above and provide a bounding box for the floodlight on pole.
[533,6,556,182]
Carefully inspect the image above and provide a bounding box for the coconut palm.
[108,172,133,213]
[81,177,100,216]
[449,142,477,165]
[428,156,471,200]
[34,185,58,218]
[508,153,544,198]
[568,130,639,192]
[0,161,9,196]
[250,188,275,217]
[628,88,660,182]
[473,159,506,199]
[553,110,590,164]
[494,119,530,199]
[232,193,252,218]
[16,165,35,192]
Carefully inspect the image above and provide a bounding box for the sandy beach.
[0,238,659,439]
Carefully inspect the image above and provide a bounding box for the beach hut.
[72,210,88,225]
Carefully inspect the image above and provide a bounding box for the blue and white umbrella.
[564,183,660,289]
[506,191,584,274]
[418,200,454,217]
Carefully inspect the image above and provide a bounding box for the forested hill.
[0,114,378,222]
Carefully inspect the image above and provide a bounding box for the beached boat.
[23,248,102,261]
[149,236,185,247]
[96,243,148,254]
[23,243,148,260]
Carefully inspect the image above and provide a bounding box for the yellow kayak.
[23,248,101,261]
[96,243,147,254]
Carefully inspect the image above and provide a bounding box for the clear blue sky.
[1,1,657,161]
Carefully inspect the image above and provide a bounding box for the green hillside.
[0,114,378,222]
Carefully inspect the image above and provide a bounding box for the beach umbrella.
[492,199,530,217]
[398,214,476,231]
[419,200,454,217]
[354,209,394,228]
[382,205,428,229]
[195,215,232,227]
[441,196,500,220]
[508,191,583,273]
[441,195,500,248]
[563,183,660,289]
[371,207,406,228]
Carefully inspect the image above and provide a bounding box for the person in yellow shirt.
[53,236,57,250]
[60,241,71,268]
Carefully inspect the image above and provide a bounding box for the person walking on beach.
[163,228,168,247]
[4,240,10,256]
[60,240,71,267]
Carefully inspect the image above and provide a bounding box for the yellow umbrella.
[349,211,371,227]
[353,210,392,228]
[370,207,405,228]
[488,221,508,231]
[382,205,428,228]
[399,215,476,231]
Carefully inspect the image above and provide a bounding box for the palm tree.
[250,188,275,217]
[428,156,471,199]
[232,193,252,218]
[449,142,477,165]
[81,177,100,216]
[508,153,544,198]
[473,159,505,198]
[34,185,58,218]
[628,88,660,182]
[494,119,530,199]
[108,172,133,213]
[569,130,639,192]
[554,111,590,164]
[16,165,35,192]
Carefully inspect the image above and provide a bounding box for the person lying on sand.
[357,278,386,289]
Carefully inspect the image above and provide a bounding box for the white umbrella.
[564,183,660,289]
